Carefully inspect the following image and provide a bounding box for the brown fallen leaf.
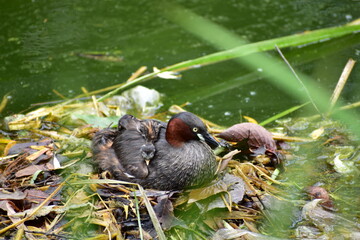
[216,149,241,173]
[15,162,54,178]
[217,123,276,152]
[23,189,56,208]
[0,200,22,225]
[0,190,26,200]
[8,138,53,155]
[153,195,176,230]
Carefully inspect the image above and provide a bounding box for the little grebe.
[92,112,219,190]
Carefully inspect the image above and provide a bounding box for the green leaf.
[259,102,309,126]
[73,114,119,128]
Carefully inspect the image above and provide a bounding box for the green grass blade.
[164,6,360,69]
[97,14,360,102]
[165,5,360,137]
[173,34,360,104]
[259,102,309,126]
[133,191,144,240]
[138,185,167,240]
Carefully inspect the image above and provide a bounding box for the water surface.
[1,0,359,125]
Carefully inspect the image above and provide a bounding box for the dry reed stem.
[329,58,356,111]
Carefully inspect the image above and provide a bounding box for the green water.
[1,0,359,125]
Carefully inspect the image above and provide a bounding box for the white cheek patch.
[124,172,135,178]
[197,133,205,141]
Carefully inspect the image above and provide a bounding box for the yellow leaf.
[3,140,17,156]
[243,116,258,124]
[89,218,109,227]
[0,94,10,114]
[25,148,49,161]
[188,180,227,203]
[123,205,129,219]
[0,138,15,144]
[310,127,324,140]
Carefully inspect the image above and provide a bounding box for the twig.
[243,163,289,185]
[329,58,356,112]
[52,89,68,100]
[0,93,10,114]
[30,97,92,107]
[92,95,101,117]
[81,87,89,95]
[275,45,322,116]
[96,71,159,102]
[340,100,360,110]
[127,66,147,82]
[43,66,147,108]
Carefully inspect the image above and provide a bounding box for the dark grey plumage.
[92,112,219,190]
[137,127,217,190]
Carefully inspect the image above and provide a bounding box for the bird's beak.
[145,159,150,166]
[198,132,220,149]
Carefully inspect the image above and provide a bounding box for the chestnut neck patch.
[166,118,195,147]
